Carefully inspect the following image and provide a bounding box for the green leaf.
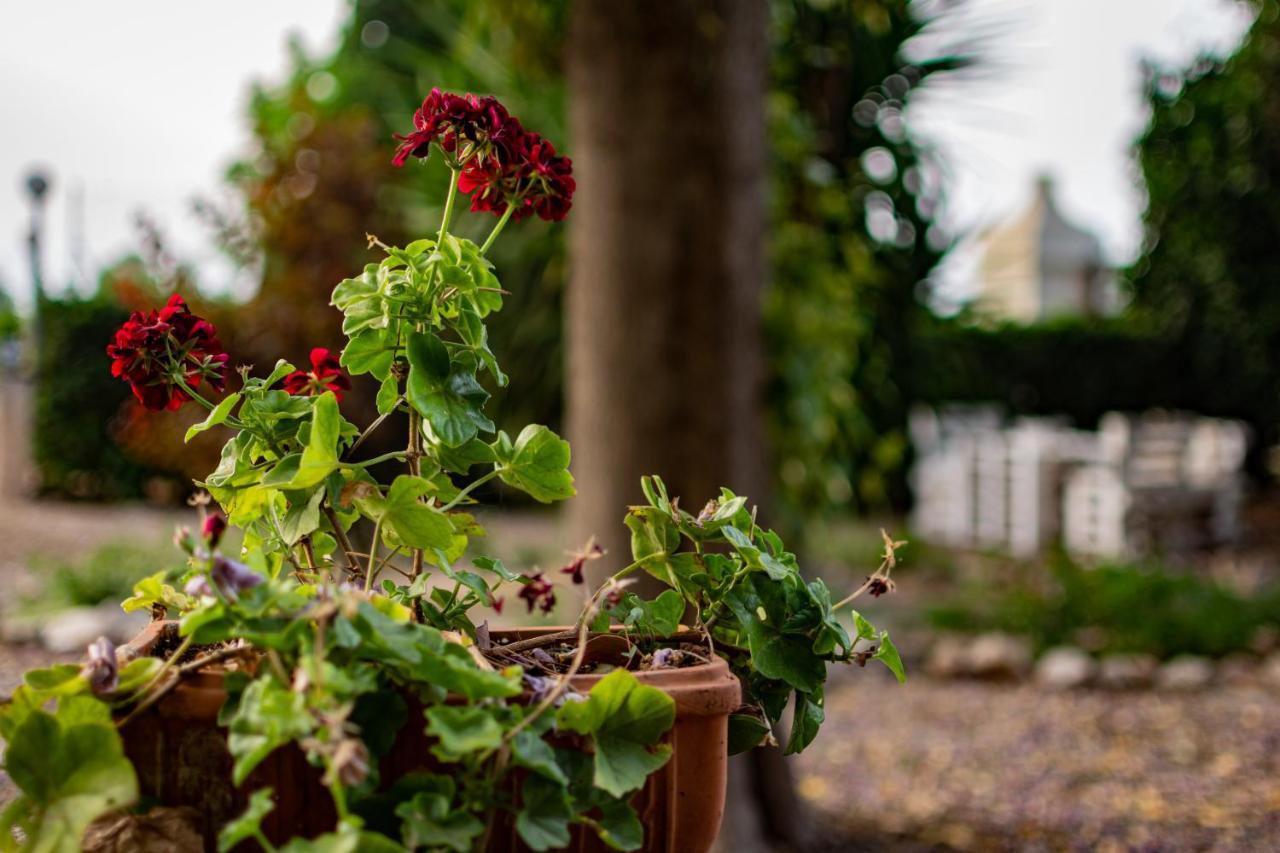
[291,393,342,489]
[226,678,316,785]
[406,332,493,447]
[217,788,275,852]
[594,799,644,852]
[423,706,504,760]
[555,669,674,798]
[24,665,86,697]
[511,730,567,784]
[279,488,324,546]
[357,475,455,552]
[874,631,907,683]
[514,775,572,851]
[497,425,575,503]
[851,609,876,642]
[376,374,400,415]
[185,392,241,442]
[613,589,684,636]
[784,689,824,755]
[278,827,406,852]
[472,555,520,582]
[727,713,771,755]
[121,571,190,614]
[396,783,484,853]
[341,328,395,377]
[3,706,138,853]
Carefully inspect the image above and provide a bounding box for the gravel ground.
[795,668,1280,852]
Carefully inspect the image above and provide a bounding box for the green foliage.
[555,670,675,798]
[1129,0,1280,451]
[912,317,1272,429]
[618,476,903,755]
[928,555,1280,659]
[33,292,158,499]
[766,0,969,515]
[0,697,137,852]
[25,542,175,611]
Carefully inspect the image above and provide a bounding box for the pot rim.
[120,621,742,720]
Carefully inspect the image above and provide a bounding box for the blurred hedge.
[913,318,1276,441]
[33,293,154,499]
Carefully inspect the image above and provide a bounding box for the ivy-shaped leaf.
[396,779,484,853]
[406,332,493,448]
[496,425,575,503]
[874,631,907,683]
[3,704,138,853]
[185,392,241,442]
[423,706,504,761]
[555,669,674,798]
[356,475,455,552]
[217,788,275,852]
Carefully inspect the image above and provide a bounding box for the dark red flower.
[392,89,574,223]
[491,596,504,615]
[392,89,517,169]
[106,294,229,411]
[866,576,896,598]
[202,512,227,548]
[282,348,352,401]
[518,573,556,614]
[559,540,605,585]
[521,136,575,222]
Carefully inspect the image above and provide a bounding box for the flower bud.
[202,513,227,548]
[83,636,119,696]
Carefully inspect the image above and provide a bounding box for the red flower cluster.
[282,348,352,401]
[518,573,557,614]
[393,88,575,222]
[106,294,229,411]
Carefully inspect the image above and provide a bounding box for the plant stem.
[439,168,460,242]
[364,517,384,593]
[407,409,425,580]
[441,468,502,511]
[322,505,361,578]
[345,402,401,458]
[479,205,515,255]
[341,450,407,469]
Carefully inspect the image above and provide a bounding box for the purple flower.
[209,556,263,601]
[651,648,679,669]
[83,636,118,695]
[184,575,215,597]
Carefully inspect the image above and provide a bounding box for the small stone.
[1156,655,1215,691]
[1262,651,1280,687]
[1098,653,1159,689]
[1034,646,1096,689]
[1216,653,1258,686]
[40,603,149,654]
[967,632,1032,680]
[924,638,969,678]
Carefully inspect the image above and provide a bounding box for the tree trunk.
[566,1,806,848]
[565,0,768,562]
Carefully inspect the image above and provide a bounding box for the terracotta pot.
[118,622,740,853]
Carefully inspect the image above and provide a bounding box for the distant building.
[974,177,1120,323]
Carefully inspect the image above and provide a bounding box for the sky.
[0,0,1257,312]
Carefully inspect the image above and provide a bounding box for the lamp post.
[24,169,51,350]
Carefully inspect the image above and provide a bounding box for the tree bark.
[566,2,806,848]
[566,0,768,564]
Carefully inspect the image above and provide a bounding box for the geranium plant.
[0,90,904,853]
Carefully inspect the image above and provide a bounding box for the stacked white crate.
[911,407,1248,560]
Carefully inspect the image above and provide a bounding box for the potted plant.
[0,89,905,853]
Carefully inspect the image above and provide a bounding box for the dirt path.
[796,669,1280,852]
